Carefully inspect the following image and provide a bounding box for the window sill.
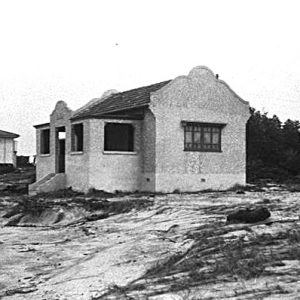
[103,151,137,155]
[40,153,51,157]
[70,151,84,155]
[184,149,222,153]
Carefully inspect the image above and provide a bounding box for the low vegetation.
[0,165,35,194]
[94,220,300,299]
[2,188,154,227]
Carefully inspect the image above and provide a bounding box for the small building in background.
[0,129,19,168]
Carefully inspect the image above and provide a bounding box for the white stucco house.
[0,129,19,167]
[29,66,250,195]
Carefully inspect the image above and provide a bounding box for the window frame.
[182,121,226,152]
[71,123,84,152]
[40,128,50,155]
[104,122,135,152]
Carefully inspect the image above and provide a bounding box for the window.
[104,123,134,152]
[40,129,50,154]
[182,122,225,152]
[71,123,84,152]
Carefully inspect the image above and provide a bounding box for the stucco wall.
[36,101,72,181]
[35,101,90,191]
[66,119,90,192]
[88,118,142,192]
[149,66,250,192]
[0,138,16,165]
[141,110,156,191]
[36,125,55,180]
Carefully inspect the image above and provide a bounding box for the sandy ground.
[0,188,300,299]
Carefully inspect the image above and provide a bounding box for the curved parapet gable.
[150,66,249,119]
[190,66,249,105]
[50,101,73,124]
[188,65,216,78]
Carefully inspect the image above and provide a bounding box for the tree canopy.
[246,108,300,182]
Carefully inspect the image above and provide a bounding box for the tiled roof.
[0,130,19,138]
[72,80,171,120]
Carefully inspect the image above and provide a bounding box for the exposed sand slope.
[0,189,300,299]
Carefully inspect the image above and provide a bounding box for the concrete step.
[29,173,66,196]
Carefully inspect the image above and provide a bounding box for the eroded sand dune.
[0,188,300,299]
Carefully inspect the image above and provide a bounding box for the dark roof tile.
[72,80,171,120]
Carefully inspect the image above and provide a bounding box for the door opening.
[56,127,66,173]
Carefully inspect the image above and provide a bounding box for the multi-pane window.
[183,122,225,152]
[71,123,84,152]
[104,123,134,152]
[40,128,50,154]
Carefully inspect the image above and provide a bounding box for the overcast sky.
[0,0,299,155]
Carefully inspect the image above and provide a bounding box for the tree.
[246,107,300,181]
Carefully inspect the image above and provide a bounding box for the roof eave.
[34,122,50,129]
[71,105,148,121]
[71,114,144,122]
[1,134,19,139]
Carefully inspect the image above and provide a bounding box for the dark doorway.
[56,127,66,173]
